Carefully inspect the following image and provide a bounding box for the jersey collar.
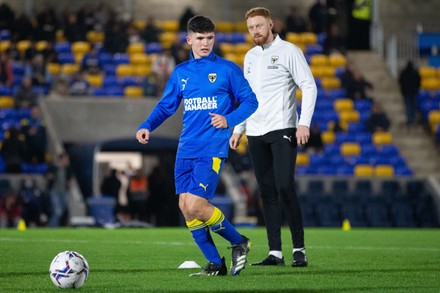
[190,50,216,63]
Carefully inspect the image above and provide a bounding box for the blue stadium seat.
[58,53,75,64]
[98,53,113,66]
[103,76,118,88]
[113,53,130,65]
[0,29,11,40]
[104,64,116,76]
[145,42,163,54]
[54,42,71,54]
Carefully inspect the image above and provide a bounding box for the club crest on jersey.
[271,56,279,64]
[208,73,217,83]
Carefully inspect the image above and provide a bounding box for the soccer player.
[136,15,257,276]
[230,7,317,267]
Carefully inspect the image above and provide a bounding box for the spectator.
[398,60,421,128]
[63,12,87,43]
[323,23,346,55]
[68,72,90,96]
[25,54,50,86]
[128,169,149,222]
[346,69,373,101]
[103,18,128,54]
[151,47,175,96]
[303,123,324,154]
[366,101,391,133]
[20,105,47,163]
[0,3,15,31]
[13,13,34,41]
[141,16,162,43]
[40,41,59,64]
[18,176,47,227]
[0,188,21,228]
[178,7,196,32]
[77,3,96,32]
[14,77,38,109]
[0,52,13,86]
[0,127,28,173]
[46,152,73,227]
[308,0,328,34]
[126,20,141,44]
[285,6,308,33]
[146,166,166,226]
[81,45,102,75]
[24,41,39,62]
[35,3,57,42]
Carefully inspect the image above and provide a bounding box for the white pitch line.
[1,238,439,252]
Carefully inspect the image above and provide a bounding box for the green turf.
[0,227,439,292]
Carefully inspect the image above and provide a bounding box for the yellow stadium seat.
[246,34,254,44]
[72,41,90,55]
[159,32,177,48]
[334,99,354,112]
[134,64,152,77]
[310,65,323,78]
[374,165,394,177]
[0,40,11,52]
[74,53,84,64]
[61,64,80,76]
[220,43,235,54]
[339,110,360,123]
[299,32,317,45]
[216,21,234,32]
[0,96,14,108]
[85,74,103,88]
[321,131,335,144]
[36,40,48,51]
[124,86,144,97]
[372,132,393,146]
[116,64,134,77]
[130,53,148,65]
[235,43,253,54]
[159,20,179,32]
[321,66,336,77]
[236,135,248,155]
[86,31,105,43]
[328,54,347,67]
[296,152,310,166]
[321,77,341,89]
[56,30,65,42]
[235,54,245,66]
[428,110,440,128]
[286,32,301,45]
[296,89,302,100]
[134,20,146,30]
[419,66,436,79]
[234,22,248,32]
[310,54,329,66]
[340,142,361,156]
[224,53,238,64]
[47,63,61,75]
[421,78,440,91]
[17,40,31,54]
[354,164,374,177]
[127,43,145,55]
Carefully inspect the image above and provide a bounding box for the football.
[49,251,89,289]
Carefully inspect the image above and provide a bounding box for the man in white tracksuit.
[230,7,317,267]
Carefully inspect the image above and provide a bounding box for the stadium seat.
[113,53,130,65]
[127,43,145,55]
[299,32,317,45]
[296,152,310,166]
[36,40,48,51]
[17,40,31,55]
[234,22,248,33]
[321,131,335,144]
[58,53,75,64]
[103,76,119,88]
[310,54,328,66]
[116,64,134,77]
[286,32,301,45]
[428,110,440,129]
[419,66,436,79]
[145,42,163,54]
[328,54,347,67]
[130,53,149,65]
[134,20,146,30]
[134,64,152,77]
[340,142,361,156]
[54,41,71,54]
[98,53,113,66]
[0,40,11,52]
[158,20,179,32]
[86,31,105,43]
[72,41,91,55]
[124,86,144,98]
[159,32,177,47]
[321,77,341,90]
[216,21,234,32]
[372,132,393,146]
[60,64,79,76]
[374,165,394,177]
[339,109,360,124]
[234,43,252,54]
[220,43,235,54]
[421,78,440,91]
[0,96,14,108]
[334,98,354,112]
[354,164,374,177]
[85,74,103,88]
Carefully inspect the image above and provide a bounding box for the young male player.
[136,15,257,276]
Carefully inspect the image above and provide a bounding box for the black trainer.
[189,257,227,276]
[229,235,251,276]
[251,254,285,266]
[292,250,308,267]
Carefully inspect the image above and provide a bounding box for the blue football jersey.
[138,51,258,158]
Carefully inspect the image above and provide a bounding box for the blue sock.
[206,207,243,245]
[187,219,221,265]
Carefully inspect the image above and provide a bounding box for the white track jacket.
[234,34,317,136]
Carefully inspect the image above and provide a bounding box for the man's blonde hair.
[245,7,272,20]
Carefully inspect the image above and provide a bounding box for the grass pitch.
[0,227,439,292]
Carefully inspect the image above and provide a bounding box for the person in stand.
[230,7,317,268]
[136,15,258,276]
[398,60,421,128]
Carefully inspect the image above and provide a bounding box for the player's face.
[247,15,273,46]
[187,32,215,59]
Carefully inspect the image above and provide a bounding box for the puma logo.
[283,135,292,142]
[199,183,208,192]
[181,78,189,90]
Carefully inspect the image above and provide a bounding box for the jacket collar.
[261,34,280,50]
[189,50,216,63]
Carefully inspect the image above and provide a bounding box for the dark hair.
[187,15,215,34]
